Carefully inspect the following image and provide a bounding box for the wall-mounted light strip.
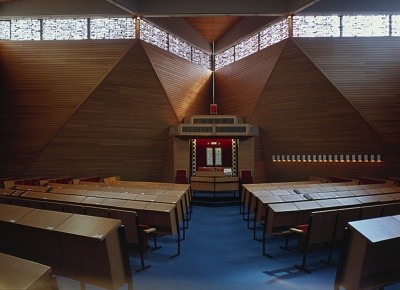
[272,154,382,163]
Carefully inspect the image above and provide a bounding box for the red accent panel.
[195,138,232,169]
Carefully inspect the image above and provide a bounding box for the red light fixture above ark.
[210,104,217,115]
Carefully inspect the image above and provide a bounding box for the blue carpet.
[56,204,399,290]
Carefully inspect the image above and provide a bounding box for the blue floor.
[56,204,398,290]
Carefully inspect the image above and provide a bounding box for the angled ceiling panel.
[251,39,397,181]
[24,41,180,181]
[295,37,400,157]
[214,40,286,121]
[0,40,132,178]
[143,41,212,121]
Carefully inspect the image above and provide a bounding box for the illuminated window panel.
[192,47,211,69]
[90,17,135,39]
[0,20,11,40]
[169,34,191,60]
[260,18,289,50]
[392,15,400,36]
[235,34,259,61]
[140,20,168,51]
[342,15,390,37]
[43,18,88,40]
[293,15,340,37]
[215,47,234,70]
[11,19,41,40]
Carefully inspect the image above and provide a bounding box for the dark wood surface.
[0,252,58,290]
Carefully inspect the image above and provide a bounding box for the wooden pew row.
[51,181,190,231]
[247,182,398,232]
[0,186,184,259]
[103,179,192,219]
[0,204,133,290]
[39,176,74,186]
[0,252,58,290]
[240,180,335,221]
[72,176,102,184]
[328,176,360,183]
[8,181,189,226]
[242,180,363,214]
[358,176,394,185]
[0,190,154,272]
[48,180,192,228]
[261,192,400,260]
[50,179,191,217]
[254,184,399,226]
[293,202,400,273]
[245,182,369,230]
[244,178,396,218]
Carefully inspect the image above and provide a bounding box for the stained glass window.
[259,18,289,50]
[293,15,340,37]
[0,21,11,40]
[235,34,259,61]
[140,19,168,50]
[193,47,211,69]
[11,19,41,40]
[169,34,191,60]
[43,18,88,40]
[90,17,135,39]
[215,47,234,70]
[342,15,390,37]
[392,15,400,36]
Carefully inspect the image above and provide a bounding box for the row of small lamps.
[272,154,382,163]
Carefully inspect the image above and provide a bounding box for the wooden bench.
[4,183,185,260]
[0,204,133,290]
[261,194,400,259]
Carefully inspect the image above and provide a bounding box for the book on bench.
[303,193,313,200]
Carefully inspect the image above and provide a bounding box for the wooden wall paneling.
[214,40,286,122]
[143,42,212,121]
[253,136,267,183]
[0,40,133,178]
[183,16,243,44]
[23,41,180,182]
[237,137,254,178]
[249,38,399,182]
[173,137,191,178]
[295,37,400,160]
[161,135,176,183]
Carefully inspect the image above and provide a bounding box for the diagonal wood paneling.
[183,16,243,43]
[144,42,212,121]
[250,39,399,182]
[23,41,180,181]
[0,40,132,178]
[295,37,400,158]
[214,40,286,122]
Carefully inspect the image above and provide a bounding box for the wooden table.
[0,252,58,290]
